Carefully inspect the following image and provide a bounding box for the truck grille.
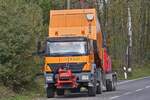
[48,63,86,73]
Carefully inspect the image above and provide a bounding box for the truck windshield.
[47,41,87,56]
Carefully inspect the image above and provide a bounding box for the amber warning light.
[86,14,94,21]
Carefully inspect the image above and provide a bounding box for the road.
[38,76,150,100]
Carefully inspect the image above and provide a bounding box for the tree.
[0,0,44,92]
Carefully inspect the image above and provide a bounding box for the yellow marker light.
[55,31,58,36]
[82,63,91,72]
[81,30,85,35]
[44,64,52,72]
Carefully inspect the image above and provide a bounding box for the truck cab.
[44,36,100,97]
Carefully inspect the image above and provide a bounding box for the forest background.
[0,0,149,99]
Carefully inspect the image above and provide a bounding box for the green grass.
[127,65,150,80]
[0,75,45,100]
[117,64,150,80]
[0,90,41,100]
[1,95,32,100]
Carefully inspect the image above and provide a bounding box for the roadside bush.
[0,0,44,92]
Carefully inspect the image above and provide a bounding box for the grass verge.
[117,64,150,80]
[0,75,45,100]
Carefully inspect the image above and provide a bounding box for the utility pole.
[67,0,70,9]
[126,1,132,78]
[79,0,84,8]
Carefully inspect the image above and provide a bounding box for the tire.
[96,82,102,94]
[106,76,116,91]
[106,80,113,91]
[112,76,117,91]
[56,89,64,96]
[88,86,96,96]
[46,87,55,98]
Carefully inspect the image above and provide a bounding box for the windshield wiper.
[50,52,85,56]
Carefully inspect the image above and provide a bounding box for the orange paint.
[49,9,97,40]
[45,56,90,64]
[45,8,104,72]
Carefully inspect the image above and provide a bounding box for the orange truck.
[38,9,117,98]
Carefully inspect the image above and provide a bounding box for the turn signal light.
[81,30,85,35]
[55,31,58,36]
[82,63,91,72]
[44,64,52,72]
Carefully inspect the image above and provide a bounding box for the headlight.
[82,75,89,80]
[46,76,53,82]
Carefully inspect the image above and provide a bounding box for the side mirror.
[37,41,42,54]
[32,41,42,56]
[106,34,111,47]
[37,41,46,56]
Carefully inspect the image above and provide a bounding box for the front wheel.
[88,86,96,96]
[56,89,64,96]
[46,87,55,98]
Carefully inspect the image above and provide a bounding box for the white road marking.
[109,92,132,100]
[145,86,150,89]
[109,77,150,100]
[123,92,132,95]
[110,96,120,100]
[109,86,149,100]
[118,76,150,85]
[135,88,143,92]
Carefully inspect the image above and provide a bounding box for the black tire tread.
[96,82,102,94]
[56,89,64,96]
[47,87,55,98]
[88,86,96,96]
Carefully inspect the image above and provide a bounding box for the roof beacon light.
[86,14,94,21]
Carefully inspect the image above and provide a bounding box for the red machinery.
[103,48,112,73]
[55,68,78,89]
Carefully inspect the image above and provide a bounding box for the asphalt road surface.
[38,76,150,100]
